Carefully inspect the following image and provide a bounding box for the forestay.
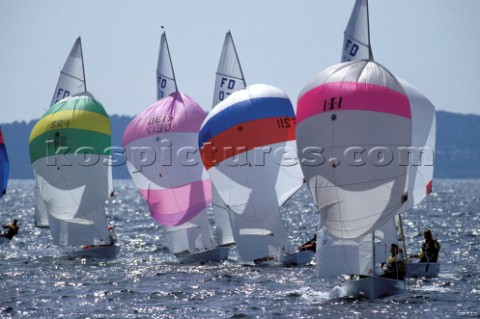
[29,94,112,246]
[199,84,304,262]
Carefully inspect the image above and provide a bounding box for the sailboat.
[123,31,228,263]
[29,92,119,259]
[29,39,118,259]
[209,31,246,249]
[0,127,10,244]
[341,0,438,279]
[199,82,311,266]
[34,37,87,228]
[297,58,413,298]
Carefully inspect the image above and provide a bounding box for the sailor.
[410,228,440,263]
[298,234,316,253]
[381,243,406,280]
[0,219,19,240]
[107,225,117,245]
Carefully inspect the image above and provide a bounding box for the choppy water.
[1,179,479,318]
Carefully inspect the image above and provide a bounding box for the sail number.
[50,120,70,129]
[158,76,168,89]
[53,88,70,104]
[344,39,359,58]
[323,96,343,111]
[147,115,173,134]
[276,117,295,129]
[218,77,236,102]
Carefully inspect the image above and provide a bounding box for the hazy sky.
[1,0,479,124]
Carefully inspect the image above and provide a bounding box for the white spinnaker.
[398,79,436,211]
[211,31,247,246]
[340,1,436,212]
[156,32,178,100]
[297,60,411,239]
[33,155,110,246]
[124,133,210,194]
[202,84,304,261]
[341,0,371,62]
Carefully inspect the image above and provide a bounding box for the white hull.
[253,251,315,267]
[342,276,406,299]
[406,262,440,278]
[177,246,230,264]
[279,251,314,266]
[68,245,120,259]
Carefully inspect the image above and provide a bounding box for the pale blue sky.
[1,0,479,123]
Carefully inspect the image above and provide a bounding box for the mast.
[78,36,87,92]
[163,29,178,92]
[228,30,247,87]
[366,0,374,60]
[372,231,376,276]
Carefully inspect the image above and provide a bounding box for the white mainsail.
[35,37,87,228]
[212,31,246,107]
[211,31,247,247]
[156,31,178,100]
[341,0,372,62]
[51,37,86,105]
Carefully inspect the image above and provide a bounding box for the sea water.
[0,179,479,318]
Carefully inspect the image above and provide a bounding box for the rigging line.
[79,38,87,92]
[366,0,374,61]
[163,31,178,93]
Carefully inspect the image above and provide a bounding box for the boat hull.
[177,246,230,264]
[279,251,314,266]
[406,262,440,278]
[342,276,406,299]
[68,245,120,259]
